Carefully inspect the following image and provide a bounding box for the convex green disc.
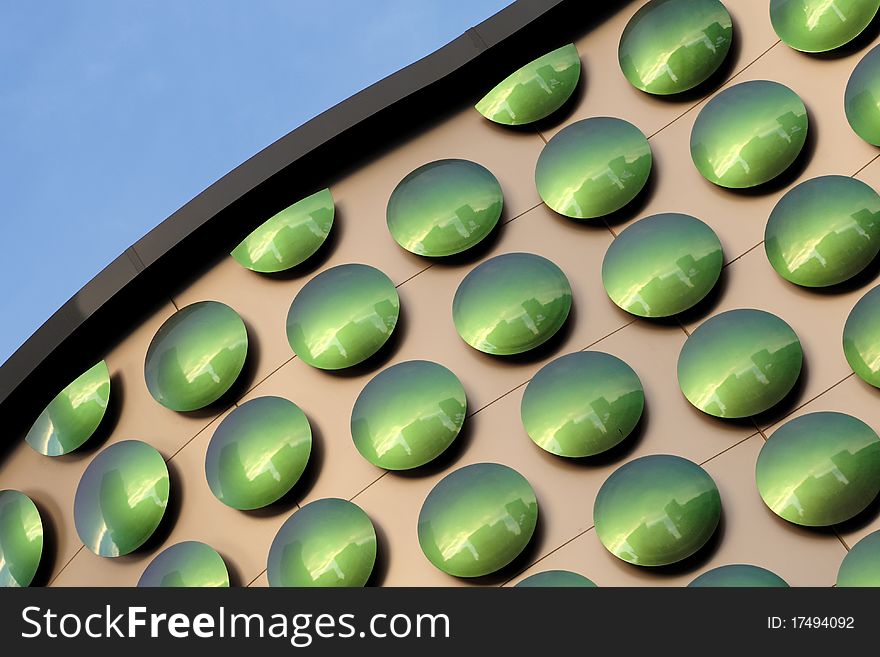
[520,351,644,457]
[351,360,467,470]
[846,44,880,145]
[231,188,334,273]
[515,570,597,587]
[690,80,808,188]
[677,309,803,418]
[535,117,652,219]
[756,411,880,526]
[453,252,572,355]
[418,463,538,577]
[771,0,880,53]
[205,396,312,510]
[145,301,248,412]
[25,360,111,456]
[386,159,503,257]
[837,529,880,586]
[475,43,581,125]
[0,490,43,587]
[602,213,723,317]
[138,541,230,587]
[593,454,721,566]
[843,285,880,386]
[74,440,170,557]
[765,176,880,287]
[619,0,733,95]
[688,564,789,587]
[286,264,399,370]
[268,498,377,587]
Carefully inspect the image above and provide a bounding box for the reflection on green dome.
[521,351,644,457]
[74,440,170,557]
[846,44,880,145]
[515,570,597,587]
[771,0,880,53]
[286,264,400,370]
[453,253,572,356]
[837,529,880,586]
[138,541,229,587]
[231,189,334,273]
[602,213,723,317]
[205,397,312,510]
[677,309,803,418]
[386,159,503,257]
[756,412,880,526]
[689,564,789,587]
[475,43,581,125]
[619,0,733,95]
[144,301,249,412]
[418,463,538,577]
[268,498,376,587]
[536,117,652,219]
[690,80,808,188]
[0,490,43,588]
[766,176,880,287]
[843,285,880,387]
[25,360,111,456]
[594,455,721,566]
[351,360,467,470]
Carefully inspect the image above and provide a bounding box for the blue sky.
[0,0,510,366]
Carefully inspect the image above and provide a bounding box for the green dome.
[619,0,733,95]
[418,463,538,577]
[0,490,43,587]
[688,564,789,587]
[594,455,721,566]
[520,351,644,457]
[138,541,229,587]
[837,529,880,586]
[515,570,597,587]
[690,80,808,188]
[602,213,723,317]
[846,44,880,145]
[351,360,467,470]
[756,412,880,526]
[843,285,880,387]
[771,0,880,53]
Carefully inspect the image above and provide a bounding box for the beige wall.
[4,0,880,587]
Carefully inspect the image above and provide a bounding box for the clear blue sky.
[0,0,511,366]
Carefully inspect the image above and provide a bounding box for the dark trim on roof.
[0,0,626,435]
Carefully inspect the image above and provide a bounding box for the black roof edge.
[0,0,625,440]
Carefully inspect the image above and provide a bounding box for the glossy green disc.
[386,159,503,257]
[771,0,880,53]
[843,285,880,386]
[267,498,377,587]
[677,309,803,418]
[535,117,652,219]
[418,463,538,577]
[475,43,581,125]
[688,564,789,587]
[351,360,467,470]
[452,252,572,355]
[690,80,808,188]
[205,396,312,510]
[593,454,721,566]
[231,188,334,273]
[765,176,880,287]
[837,529,880,586]
[138,541,229,587]
[144,301,248,412]
[74,440,170,557]
[846,44,880,145]
[520,351,644,457]
[0,490,43,587]
[286,264,400,370]
[756,411,880,527]
[25,360,111,456]
[515,570,597,587]
[618,0,733,95]
[602,213,723,317]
